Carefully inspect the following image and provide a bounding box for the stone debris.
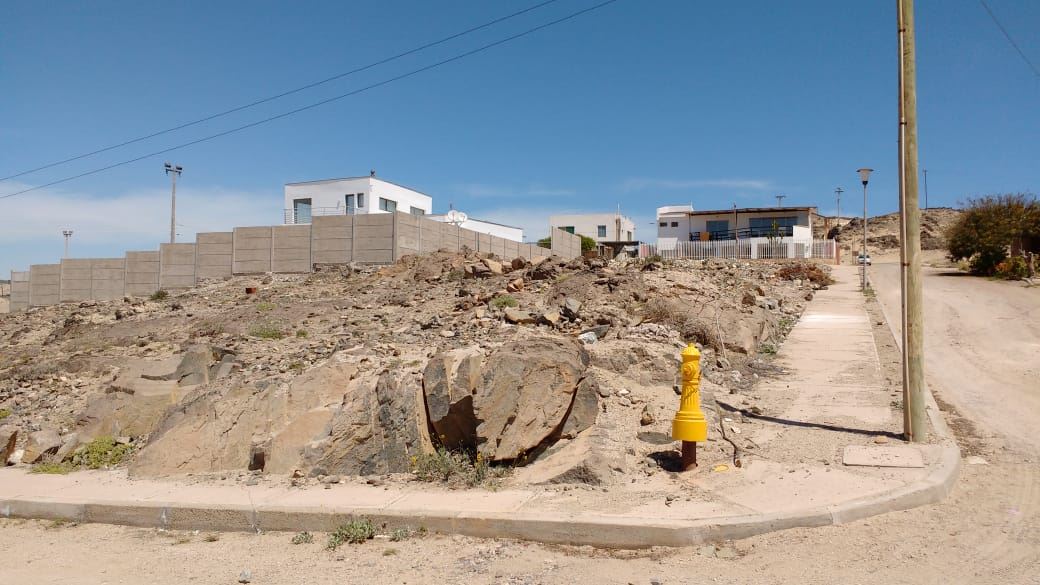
[0,250,818,485]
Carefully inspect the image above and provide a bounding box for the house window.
[706,220,729,236]
[345,194,355,213]
[597,225,607,238]
[379,197,397,212]
[626,231,632,240]
[659,222,667,227]
[410,206,425,216]
[562,226,575,234]
[748,216,798,236]
[670,222,678,227]
[292,198,312,224]
[357,193,365,208]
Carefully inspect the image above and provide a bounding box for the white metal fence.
[639,238,837,261]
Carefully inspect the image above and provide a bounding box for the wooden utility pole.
[898,0,927,442]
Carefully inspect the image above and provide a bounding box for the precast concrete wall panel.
[29,264,60,307]
[271,225,312,273]
[159,243,197,290]
[395,213,421,257]
[91,258,126,301]
[59,259,93,302]
[10,271,30,312]
[353,214,394,264]
[551,228,581,259]
[502,239,520,260]
[459,227,478,252]
[476,233,492,254]
[233,227,273,274]
[311,216,353,265]
[196,232,233,279]
[125,251,160,297]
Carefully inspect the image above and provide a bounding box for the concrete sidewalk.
[0,266,959,548]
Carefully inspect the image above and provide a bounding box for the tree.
[536,234,598,253]
[946,193,1040,275]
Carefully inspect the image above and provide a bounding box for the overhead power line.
[978,0,1040,79]
[0,0,563,183]
[0,0,621,200]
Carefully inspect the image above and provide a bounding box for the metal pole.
[899,0,927,442]
[62,230,72,258]
[835,187,844,240]
[169,170,178,244]
[862,182,868,290]
[923,168,929,210]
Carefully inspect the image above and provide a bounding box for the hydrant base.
[672,418,708,443]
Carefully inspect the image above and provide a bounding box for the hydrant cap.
[682,344,700,361]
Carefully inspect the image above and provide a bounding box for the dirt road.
[871,262,1040,455]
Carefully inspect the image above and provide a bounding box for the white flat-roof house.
[656,205,817,241]
[284,175,433,224]
[283,174,524,242]
[428,214,523,242]
[548,213,636,243]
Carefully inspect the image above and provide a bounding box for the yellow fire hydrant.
[672,344,708,470]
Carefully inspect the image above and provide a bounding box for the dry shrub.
[643,298,719,349]
[776,262,834,286]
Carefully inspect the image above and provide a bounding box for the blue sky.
[2,0,1037,274]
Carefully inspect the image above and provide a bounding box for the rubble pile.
[0,251,828,486]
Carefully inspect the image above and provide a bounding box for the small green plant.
[257,302,276,312]
[759,343,778,355]
[0,408,10,420]
[149,289,168,301]
[31,461,75,475]
[410,447,505,488]
[388,528,412,542]
[249,322,284,339]
[490,295,518,309]
[326,518,375,549]
[295,329,308,338]
[73,436,133,469]
[644,254,663,264]
[291,531,314,545]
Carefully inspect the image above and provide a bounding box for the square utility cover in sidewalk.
[842,445,926,468]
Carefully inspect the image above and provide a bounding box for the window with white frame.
[597,225,607,238]
[379,197,397,212]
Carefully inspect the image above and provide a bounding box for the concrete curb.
[0,277,962,549]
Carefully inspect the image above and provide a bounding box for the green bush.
[248,322,284,339]
[73,436,133,469]
[291,531,314,545]
[326,519,375,549]
[947,193,1040,275]
[0,408,10,420]
[31,461,75,474]
[995,256,1029,280]
[149,290,168,301]
[490,295,518,309]
[410,447,504,488]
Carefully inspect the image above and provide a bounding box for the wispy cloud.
[0,183,281,273]
[453,183,576,199]
[620,178,773,192]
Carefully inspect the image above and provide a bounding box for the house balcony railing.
[689,225,794,241]
[283,207,357,224]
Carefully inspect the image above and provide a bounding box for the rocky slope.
[820,207,963,255]
[0,252,828,486]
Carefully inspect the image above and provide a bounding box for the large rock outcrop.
[423,347,482,450]
[131,358,432,477]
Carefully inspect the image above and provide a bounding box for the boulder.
[0,426,16,465]
[423,347,483,449]
[540,308,562,326]
[530,262,559,281]
[561,298,582,320]
[141,344,236,386]
[482,259,503,275]
[474,337,589,461]
[510,426,625,485]
[510,257,528,271]
[560,376,599,439]
[503,308,536,325]
[22,428,61,464]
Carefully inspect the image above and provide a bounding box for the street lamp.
[164,162,183,244]
[857,168,873,290]
[62,230,73,258]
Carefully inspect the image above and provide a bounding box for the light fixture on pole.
[834,186,844,234]
[164,162,183,244]
[857,168,873,291]
[775,194,787,207]
[62,229,73,258]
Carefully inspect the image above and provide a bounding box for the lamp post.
[834,186,844,236]
[164,162,183,244]
[857,168,873,290]
[62,230,73,258]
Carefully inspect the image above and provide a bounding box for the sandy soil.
[2,262,1038,585]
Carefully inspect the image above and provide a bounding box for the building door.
[293,198,312,224]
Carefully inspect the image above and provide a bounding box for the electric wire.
[0,0,562,183]
[0,0,620,200]
[978,0,1040,79]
